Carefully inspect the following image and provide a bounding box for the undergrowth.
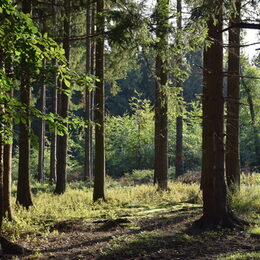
[3,173,260,242]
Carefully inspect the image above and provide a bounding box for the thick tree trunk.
[93,0,105,201]
[154,0,169,190]
[195,2,242,228]
[16,0,33,209]
[226,0,241,190]
[175,0,184,178]
[84,0,93,181]
[54,0,70,194]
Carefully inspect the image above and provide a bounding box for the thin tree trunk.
[50,61,57,184]
[3,60,13,220]
[16,0,33,209]
[84,0,93,181]
[0,137,4,227]
[38,63,46,183]
[93,0,105,201]
[50,0,57,185]
[54,0,70,194]
[154,0,169,190]
[175,0,184,178]
[226,0,241,190]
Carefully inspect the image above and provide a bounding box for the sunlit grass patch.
[231,173,260,221]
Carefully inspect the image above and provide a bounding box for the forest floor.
[4,203,260,260]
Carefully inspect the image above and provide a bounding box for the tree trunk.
[226,0,241,190]
[50,0,57,184]
[175,0,184,178]
[54,0,70,194]
[154,0,169,190]
[0,138,4,228]
[84,0,93,181]
[16,0,33,209]
[38,64,46,183]
[93,0,105,201]
[50,61,57,184]
[3,60,13,220]
[195,1,242,228]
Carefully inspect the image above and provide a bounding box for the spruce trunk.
[16,0,33,209]
[226,0,241,190]
[54,0,70,194]
[93,0,105,201]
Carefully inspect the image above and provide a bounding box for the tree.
[16,0,33,208]
[54,0,71,194]
[84,0,93,181]
[195,0,242,228]
[93,0,106,201]
[154,0,169,190]
[38,61,46,183]
[50,0,58,184]
[226,0,241,189]
[175,0,184,178]
[3,59,13,220]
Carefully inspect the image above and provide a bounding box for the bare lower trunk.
[154,0,169,190]
[84,0,93,181]
[3,144,12,220]
[195,2,241,228]
[38,81,46,183]
[93,0,105,201]
[226,0,241,190]
[54,0,70,194]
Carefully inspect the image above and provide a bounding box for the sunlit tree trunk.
[154,0,169,190]
[93,0,106,201]
[17,0,33,209]
[54,0,70,194]
[226,0,241,190]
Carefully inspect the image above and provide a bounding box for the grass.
[3,173,260,244]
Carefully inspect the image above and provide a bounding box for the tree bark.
[3,60,13,220]
[50,0,57,185]
[38,63,46,183]
[195,1,242,228]
[154,0,169,190]
[226,0,241,190]
[54,0,70,194]
[84,0,93,181]
[175,0,184,178]
[16,0,33,209]
[93,0,105,201]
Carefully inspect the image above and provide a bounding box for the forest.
[0,0,259,259]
